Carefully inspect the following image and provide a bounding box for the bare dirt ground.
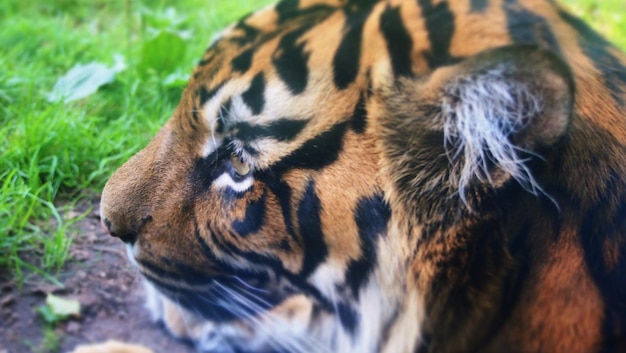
[0,197,195,353]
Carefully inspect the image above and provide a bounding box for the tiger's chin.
[142,280,232,352]
[142,280,320,353]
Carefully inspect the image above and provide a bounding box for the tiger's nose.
[100,214,152,244]
[100,217,136,243]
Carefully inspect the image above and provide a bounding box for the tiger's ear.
[377,45,574,205]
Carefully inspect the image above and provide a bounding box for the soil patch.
[0,197,194,353]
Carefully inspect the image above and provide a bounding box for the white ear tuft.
[434,45,574,202]
[441,64,545,199]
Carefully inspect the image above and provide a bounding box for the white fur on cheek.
[143,280,165,323]
[125,244,138,267]
[126,245,164,323]
[213,173,254,193]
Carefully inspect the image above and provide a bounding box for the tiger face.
[100,0,626,352]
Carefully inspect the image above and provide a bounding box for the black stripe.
[558,8,626,107]
[504,0,561,53]
[275,0,300,23]
[200,221,285,284]
[275,0,336,24]
[232,48,254,73]
[232,118,308,142]
[346,0,379,8]
[232,191,267,237]
[272,27,311,94]
[208,219,285,273]
[139,271,207,302]
[332,6,372,89]
[198,81,225,106]
[191,109,200,123]
[345,194,391,298]
[279,238,291,251]
[273,121,348,172]
[418,0,458,68]
[337,302,359,333]
[243,145,260,157]
[208,224,240,260]
[470,0,489,13]
[241,72,266,115]
[350,91,368,133]
[260,171,299,243]
[271,1,337,93]
[194,223,236,270]
[379,5,414,77]
[298,180,328,277]
[138,258,213,286]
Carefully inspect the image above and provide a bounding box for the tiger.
[75,0,626,352]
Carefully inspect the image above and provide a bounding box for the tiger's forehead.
[194,66,364,169]
[185,0,376,167]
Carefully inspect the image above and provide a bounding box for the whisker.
[214,281,303,352]
[227,275,271,294]
[210,283,291,352]
[215,282,331,353]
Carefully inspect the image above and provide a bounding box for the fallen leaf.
[38,294,81,324]
[47,56,125,103]
[47,294,80,317]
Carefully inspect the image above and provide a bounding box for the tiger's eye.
[230,154,251,177]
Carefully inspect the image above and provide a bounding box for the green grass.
[0,0,274,280]
[562,0,626,49]
[0,0,624,281]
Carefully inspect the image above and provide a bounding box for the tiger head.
[100,0,626,352]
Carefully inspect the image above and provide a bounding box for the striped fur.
[90,0,626,352]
